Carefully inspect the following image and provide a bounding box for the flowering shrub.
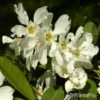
[0,3,100,100]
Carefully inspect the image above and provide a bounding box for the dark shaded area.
[0,0,100,59]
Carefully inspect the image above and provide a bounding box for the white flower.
[70,26,99,69]
[65,80,74,93]
[37,14,71,65]
[2,36,21,55]
[11,3,53,38]
[52,58,75,78]
[65,68,87,93]
[36,70,56,100]
[70,68,87,89]
[0,71,14,100]
[49,32,73,66]
[0,86,14,100]
[26,14,71,69]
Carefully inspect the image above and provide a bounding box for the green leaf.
[84,21,98,44]
[0,56,35,100]
[42,87,64,100]
[42,88,55,100]
[80,79,97,100]
[14,97,24,100]
[52,87,64,100]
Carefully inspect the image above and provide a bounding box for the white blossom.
[70,26,99,69]
[26,14,71,69]
[65,68,87,93]
[11,3,52,38]
[36,70,56,100]
[2,36,21,55]
[52,58,75,78]
[0,71,14,100]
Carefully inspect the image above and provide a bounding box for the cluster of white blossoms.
[0,71,14,100]
[2,2,99,96]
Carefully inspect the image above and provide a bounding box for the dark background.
[0,0,100,34]
[0,0,100,53]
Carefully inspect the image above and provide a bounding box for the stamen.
[45,33,53,42]
[27,25,35,35]
[60,41,67,50]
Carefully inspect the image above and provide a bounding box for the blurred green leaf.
[14,97,24,100]
[41,88,55,100]
[42,87,64,100]
[0,56,35,100]
[80,79,97,100]
[84,21,98,44]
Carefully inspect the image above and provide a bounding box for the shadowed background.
[0,0,100,54]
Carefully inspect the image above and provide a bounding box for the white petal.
[9,39,21,55]
[31,55,38,69]
[70,68,88,89]
[65,80,74,93]
[14,3,29,25]
[26,58,31,71]
[42,13,53,29]
[34,6,48,24]
[23,49,33,58]
[75,59,93,69]
[74,26,84,43]
[55,64,69,78]
[84,32,93,43]
[0,86,14,100]
[67,60,75,74]
[52,59,70,78]
[0,71,5,86]
[49,42,57,57]
[21,37,36,50]
[21,37,36,58]
[97,87,100,94]
[37,70,56,88]
[2,36,13,44]
[55,50,63,66]
[11,25,26,37]
[38,45,47,65]
[53,14,71,35]
[64,94,71,100]
[64,51,73,62]
[66,32,74,41]
[81,43,99,59]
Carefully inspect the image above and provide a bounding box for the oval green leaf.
[79,79,97,100]
[84,21,98,44]
[42,87,64,100]
[0,56,35,100]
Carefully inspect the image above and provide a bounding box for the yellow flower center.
[27,25,35,35]
[73,49,80,56]
[60,41,67,50]
[15,38,20,40]
[45,33,53,42]
[61,68,68,76]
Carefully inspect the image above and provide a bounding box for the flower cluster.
[2,3,99,98]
